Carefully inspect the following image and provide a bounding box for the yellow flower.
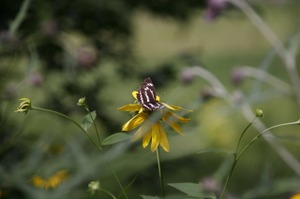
[31,170,69,189]
[118,91,191,152]
[15,98,32,114]
[291,193,300,199]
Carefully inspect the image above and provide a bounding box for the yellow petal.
[31,175,45,188]
[156,95,160,102]
[132,91,138,99]
[164,111,191,123]
[117,104,141,112]
[161,102,192,112]
[48,176,59,188]
[142,130,152,148]
[150,124,160,152]
[122,112,147,131]
[163,117,184,135]
[158,124,170,152]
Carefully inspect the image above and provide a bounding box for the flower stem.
[100,188,117,199]
[220,117,256,199]
[31,106,102,151]
[9,0,31,37]
[220,119,300,199]
[112,169,129,199]
[236,120,300,161]
[156,147,165,199]
[235,117,257,154]
[85,107,101,146]
[219,154,236,199]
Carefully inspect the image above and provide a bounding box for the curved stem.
[235,117,257,154]
[219,154,236,199]
[112,170,129,199]
[9,0,31,37]
[238,66,292,93]
[220,117,256,199]
[186,66,230,99]
[100,188,117,199]
[236,120,300,161]
[31,106,102,151]
[86,108,101,146]
[220,119,300,199]
[228,0,300,106]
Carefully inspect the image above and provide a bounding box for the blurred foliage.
[1,0,300,198]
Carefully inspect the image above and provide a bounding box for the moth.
[137,77,164,111]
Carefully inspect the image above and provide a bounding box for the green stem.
[85,107,101,146]
[219,155,237,199]
[235,117,257,153]
[112,170,128,199]
[9,0,31,37]
[31,106,101,151]
[220,118,256,199]
[100,188,117,199]
[156,147,165,199]
[220,119,300,199]
[236,120,300,161]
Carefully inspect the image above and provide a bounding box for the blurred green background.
[1,0,300,198]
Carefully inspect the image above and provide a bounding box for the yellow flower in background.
[31,170,68,189]
[118,78,191,152]
[291,193,300,199]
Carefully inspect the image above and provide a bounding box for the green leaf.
[140,195,160,199]
[102,133,131,145]
[168,183,216,199]
[81,111,97,131]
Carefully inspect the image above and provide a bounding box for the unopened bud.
[77,97,86,107]
[88,180,101,195]
[255,108,264,118]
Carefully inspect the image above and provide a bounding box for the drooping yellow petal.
[163,117,184,135]
[164,111,191,123]
[150,124,160,152]
[122,112,147,131]
[158,124,170,152]
[161,102,192,112]
[117,104,141,112]
[142,130,152,148]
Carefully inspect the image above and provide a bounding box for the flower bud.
[255,108,264,118]
[77,97,86,107]
[15,98,32,114]
[88,180,101,195]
